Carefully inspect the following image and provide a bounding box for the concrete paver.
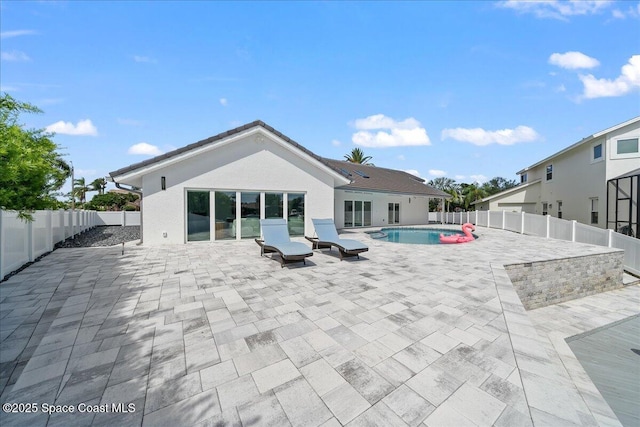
[0,225,638,426]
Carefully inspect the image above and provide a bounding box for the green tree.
[73,177,90,204]
[0,94,71,220]
[90,177,107,195]
[481,177,517,196]
[344,148,373,165]
[85,192,138,211]
[461,183,488,209]
[428,177,461,212]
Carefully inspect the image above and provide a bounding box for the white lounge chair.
[306,218,369,260]
[255,219,313,267]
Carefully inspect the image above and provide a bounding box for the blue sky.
[2,1,639,197]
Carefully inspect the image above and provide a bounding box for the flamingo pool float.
[439,223,476,244]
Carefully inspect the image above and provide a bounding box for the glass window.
[617,138,639,155]
[364,201,372,226]
[287,193,304,236]
[557,201,562,219]
[520,173,527,184]
[187,191,210,241]
[546,164,553,181]
[240,192,260,238]
[344,201,353,227]
[354,201,363,227]
[542,202,548,216]
[265,193,284,219]
[593,144,602,160]
[388,203,399,224]
[215,191,236,240]
[591,198,599,224]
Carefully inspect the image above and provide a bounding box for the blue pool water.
[369,227,473,245]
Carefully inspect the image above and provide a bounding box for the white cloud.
[496,0,613,20]
[397,154,405,160]
[454,175,466,181]
[428,169,447,177]
[127,142,163,156]
[1,51,30,62]
[0,30,37,39]
[405,169,421,177]
[46,119,98,136]
[331,139,341,147]
[549,51,600,69]
[219,98,228,106]
[470,174,488,183]
[555,84,567,92]
[611,4,640,19]
[133,55,157,64]
[0,85,19,92]
[75,169,97,177]
[441,125,539,146]
[579,55,640,99]
[351,114,430,148]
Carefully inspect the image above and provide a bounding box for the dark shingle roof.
[109,120,450,198]
[322,159,451,198]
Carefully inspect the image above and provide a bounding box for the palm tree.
[344,148,373,165]
[462,183,488,209]
[73,177,90,204]
[428,177,461,212]
[91,177,107,195]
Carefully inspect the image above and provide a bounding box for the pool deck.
[1,226,639,426]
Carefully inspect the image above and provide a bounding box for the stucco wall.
[333,190,430,229]
[141,135,336,244]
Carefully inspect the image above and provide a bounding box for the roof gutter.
[114,180,143,244]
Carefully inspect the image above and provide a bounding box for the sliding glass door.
[344,200,372,227]
[187,191,210,241]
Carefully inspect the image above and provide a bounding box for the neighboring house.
[474,116,640,235]
[109,121,449,245]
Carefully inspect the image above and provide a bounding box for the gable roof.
[323,159,451,198]
[517,116,640,175]
[109,120,450,198]
[471,179,542,205]
[109,120,344,181]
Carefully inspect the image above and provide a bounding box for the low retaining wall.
[505,251,625,310]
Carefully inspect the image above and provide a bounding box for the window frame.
[611,138,639,159]
[591,142,603,163]
[545,164,553,182]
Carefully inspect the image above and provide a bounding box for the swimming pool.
[369,227,476,245]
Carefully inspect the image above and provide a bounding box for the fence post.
[502,210,506,230]
[607,229,613,248]
[122,211,126,227]
[571,220,576,242]
[46,210,53,252]
[546,215,550,239]
[28,217,34,262]
[521,212,525,234]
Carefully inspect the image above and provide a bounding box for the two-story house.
[474,116,640,235]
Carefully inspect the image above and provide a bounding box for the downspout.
[114,181,143,244]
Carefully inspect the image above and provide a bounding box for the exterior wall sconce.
[161,176,166,190]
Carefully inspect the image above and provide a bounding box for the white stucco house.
[474,116,640,235]
[109,121,450,245]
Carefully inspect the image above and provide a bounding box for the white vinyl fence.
[0,210,141,280]
[434,210,640,276]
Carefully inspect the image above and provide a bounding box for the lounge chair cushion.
[311,219,368,253]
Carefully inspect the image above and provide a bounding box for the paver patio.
[0,226,638,426]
